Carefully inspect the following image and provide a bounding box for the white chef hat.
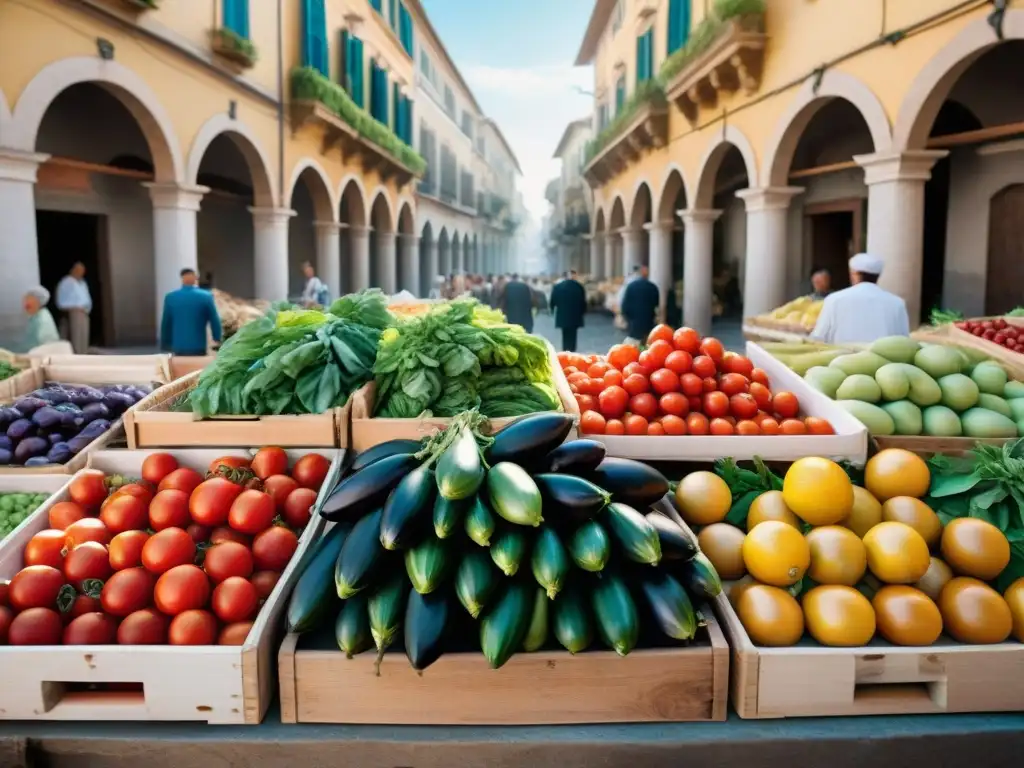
[849,252,884,275]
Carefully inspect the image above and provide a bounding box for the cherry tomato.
[647,324,674,345]
[710,418,735,435]
[64,518,112,552]
[773,391,800,419]
[608,344,640,371]
[0,606,11,643]
[622,373,650,396]
[169,609,218,645]
[218,621,254,646]
[24,529,67,569]
[703,391,730,419]
[282,488,318,529]
[680,373,703,396]
[155,564,211,615]
[805,417,835,435]
[210,527,252,547]
[250,447,289,481]
[212,576,259,623]
[567,371,589,387]
[699,337,725,361]
[664,350,693,375]
[9,565,64,611]
[292,454,330,490]
[101,568,155,617]
[158,467,204,495]
[603,369,624,388]
[702,377,718,393]
[253,526,299,572]
[8,607,63,645]
[582,377,605,397]
[719,373,749,397]
[722,354,754,378]
[587,362,611,379]
[203,541,254,583]
[646,340,674,369]
[730,393,759,421]
[736,420,761,436]
[686,413,710,435]
[575,393,598,413]
[661,414,687,435]
[228,490,276,535]
[100,495,148,535]
[148,489,190,531]
[647,422,666,436]
[114,483,154,507]
[141,528,197,575]
[624,415,649,436]
[751,368,770,387]
[117,608,169,645]
[692,355,717,379]
[263,475,300,511]
[638,349,655,371]
[186,523,211,544]
[672,327,701,354]
[749,382,773,411]
[598,386,629,420]
[63,542,112,590]
[650,368,681,396]
[63,612,117,645]
[64,594,102,622]
[760,417,781,435]
[69,470,108,510]
[605,419,626,435]
[659,392,689,417]
[629,393,659,420]
[208,456,250,475]
[48,501,87,531]
[622,361,651,378]
[190,477,244,527]
[580,411,607,435]
[141,453,179,486]
[780,418,807,435]
[250,570,281,600]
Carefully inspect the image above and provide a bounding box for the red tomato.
[63,612,117,645]
[659,392,689,417]
[100,495,148,535]
[250,570,281,600]
[637,349,655,371]
[189,477,244,527]
[63,542,113,590]
[646,340,674,369]
[760,417,781,435]
[141,528,197,575]
[703,391,730,419]
[702,377,718,393]
[718,373,749,397]
[722,354,754,378]
[598,386,629,420]
[688,396,703,412]
[141,453,179,486]
[567,371,589,387]
[710,418,735,436]
[664,350,693,375]
[64,519,112,551]
[250,447,289,481]
[203,542,254,583]
[48,501,87,531]
[662,414,687,435]
[680,373,703,397]
[108,530,150,571]
[751,368,770,387]
[69,470,108,510]
[624,415,649,436]
[629,393,659,420]
[647,422,666,436]
[579,411,607,435]
[773,391,800,419]
[603,369,624,388]
[647,324,675,345]
[581,377,605,396]
[699,337,725,361]
[292,454,330,490]
[208,456,250,475]
[672,327,701,354]
[0,580,8,606]
[587,362,611,378]
[649,368,681,396]
[605,419,626,435]
[252,527,299,571]
[9,565,64,611]
[622,361,651,378]
[780,418,807,435]
[218,621,254,646]
[186,523,211,544]
[64,594,102,622]
[158,467,204,495]
[24,530,67,569]
[148,489,190,531]
[575,393,598,413]
[730,393,759,420]
[608,344,640,371]
[101,568,155,617]
[228,490,276,536]
[692,355,717,379]
[114,483,154,506]
[155,564,211,615]
[749,382,773,411]
[8,608,63,645]
[169,609,218,645]
[805,417,835,435]
[210,527,252,547]
[212,576,259,623]
[0,606,11,643]
[622,373,650,396]
[282,488,318,529]
[263,475,300,511]
[117,608,169,645]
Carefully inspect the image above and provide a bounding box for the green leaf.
[402,369,434,402]
[992,499,1012,532]
[929,472,982,498]
[442,345,480,378]
[971,484,1009,511]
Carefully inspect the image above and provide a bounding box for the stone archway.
[187,114,275,209]
[369,190,396,293]
[339,177,369,292]
[286,160,337,301]
[655,166,689,327]
[694,127,758,209]
[396,200,417,294]
[419,220,435,297]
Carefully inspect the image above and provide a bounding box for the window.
[615,76,625,114]
[389,0,398,30]
[460,170,475,208]
[461,112,474,139]
[636,27,653,86]
[370,60,389,124]
[301,0,328,76]
[398,2,414,55]
[611,0,624,33]
[340,30,365,107]
[392,85,414,144]
[222,0,249,38]
[370,0,382,13]
[443,85,455,119]
[667,0,691,54]
[439,144,458,202]
[476,135,485,155]
[419,126,436,194]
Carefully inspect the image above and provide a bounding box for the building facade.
[576,0,1024,333]
[547,117,595,276]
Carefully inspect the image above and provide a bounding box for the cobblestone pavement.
[532,311,746,355]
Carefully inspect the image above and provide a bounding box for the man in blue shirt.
[160,268,223,356]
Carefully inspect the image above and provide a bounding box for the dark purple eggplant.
[13,397,48,417]
[102,391,134,413]
[24,456,51,467]
[14,436,49,464]
[7,419,35,441]
[35,388,70,405]
[46,443,72,464]
[124,386,149,401]
[31,406,62,430]
[0,449,11,465]
[0,435,12,452]
[70,386,105,406]
[80,419,111,438]
[0,407,19,429]
[80,402,110,424]
[47,432,65,446]
[67,435,92,455]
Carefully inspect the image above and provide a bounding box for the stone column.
[376,231,397,294]
[0,149,48,345]
[621,227,644,276]
[399,233,420,295]
[249,207,295,302]
[679,209,722,337]
[588,235,601,279]
[349,225,371,292]
[645,221,673,323]
[452,240,462,274]
[146,181,208,330]
[603,233,616,278]
[736,187,803,318]
[855,150,948,325]
[313,221,342,301]
[422,235,438,296]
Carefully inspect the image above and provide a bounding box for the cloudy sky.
[423,0,594,223]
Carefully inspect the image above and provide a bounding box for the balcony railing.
[583,80,668,186]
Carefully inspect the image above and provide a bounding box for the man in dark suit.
[549,270,587,352]
[621,265,660,343]
[499,273,535,332]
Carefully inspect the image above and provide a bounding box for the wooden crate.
[123,371,348,449]
[278,611,728,725]
[169,355,215,380]
[34,355,172,385]
[0,447,344,724]
[945,317,1024,380]
[873,435,1013,458]
[0,474,74,547]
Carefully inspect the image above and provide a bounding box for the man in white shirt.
[811,253,911,345]
[55,261,92,353]
[299,261,328,307]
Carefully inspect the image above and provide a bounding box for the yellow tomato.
[872,585,943,646]
[728,575,758,608]
[675,471,732,526]
[914,557,953,602]
[746,491,800,532]
[782,457,854,525]
[736,584,804,647]
[940,517,1011,581]
[802,585,876,647]
[742,520,810,587]
[864,449,931,502]
[697,523,747,580]
[1003,578,1024,642]
[862,522,931,584]
[939,577,1012,644]
[805,526,867,586]
[881,496,942,547]
[841,486,883,538]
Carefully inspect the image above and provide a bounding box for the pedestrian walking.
[549,270,587,352]
[55,261,92,353]
[160,268,223,356]
[620,265,660,344]
[300,261,329,307]
[500,273,535,333]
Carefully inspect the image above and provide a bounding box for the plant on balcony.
[290,67,426,176]
[659,0,765,83]
[583,78,666,166]
[212,27,258,68]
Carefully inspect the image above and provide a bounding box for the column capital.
[643,220,674,234]
[376,229,397,242]
[349,224,371,238]
[313,219,342,232]
[854,150,949,185]
[0,148,50,183]
[248,207,296,226]
[678,208,722,224]
[735,187,803,212]
[145,182,209,211]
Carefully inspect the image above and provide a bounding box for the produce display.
[0,448,331,646]
[954,317,1024,355]
[749,295,824,332]
[0,383,149,466]
[560,324,831,437]
[684,448,1024,647]
[0,492,51,541]
[794,335,1024,437]
[286,412,724,671]
[0,360,21,382]
[372,298,562,419]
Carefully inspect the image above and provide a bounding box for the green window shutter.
[223,0,249,38]
[679,0,691,50]
[636,33,644,86]
[339,29,349,89]
[399,2,414,55]
[637,29,653,84]
[381,70,390,125]
[392,82,400,132]
[302,0,327,76]
[370,0,382,12]
[404,97,414,145]
[645,29,653,80]
[389,0,398,30]
[668,0,691,54]
[351,37,365,107]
